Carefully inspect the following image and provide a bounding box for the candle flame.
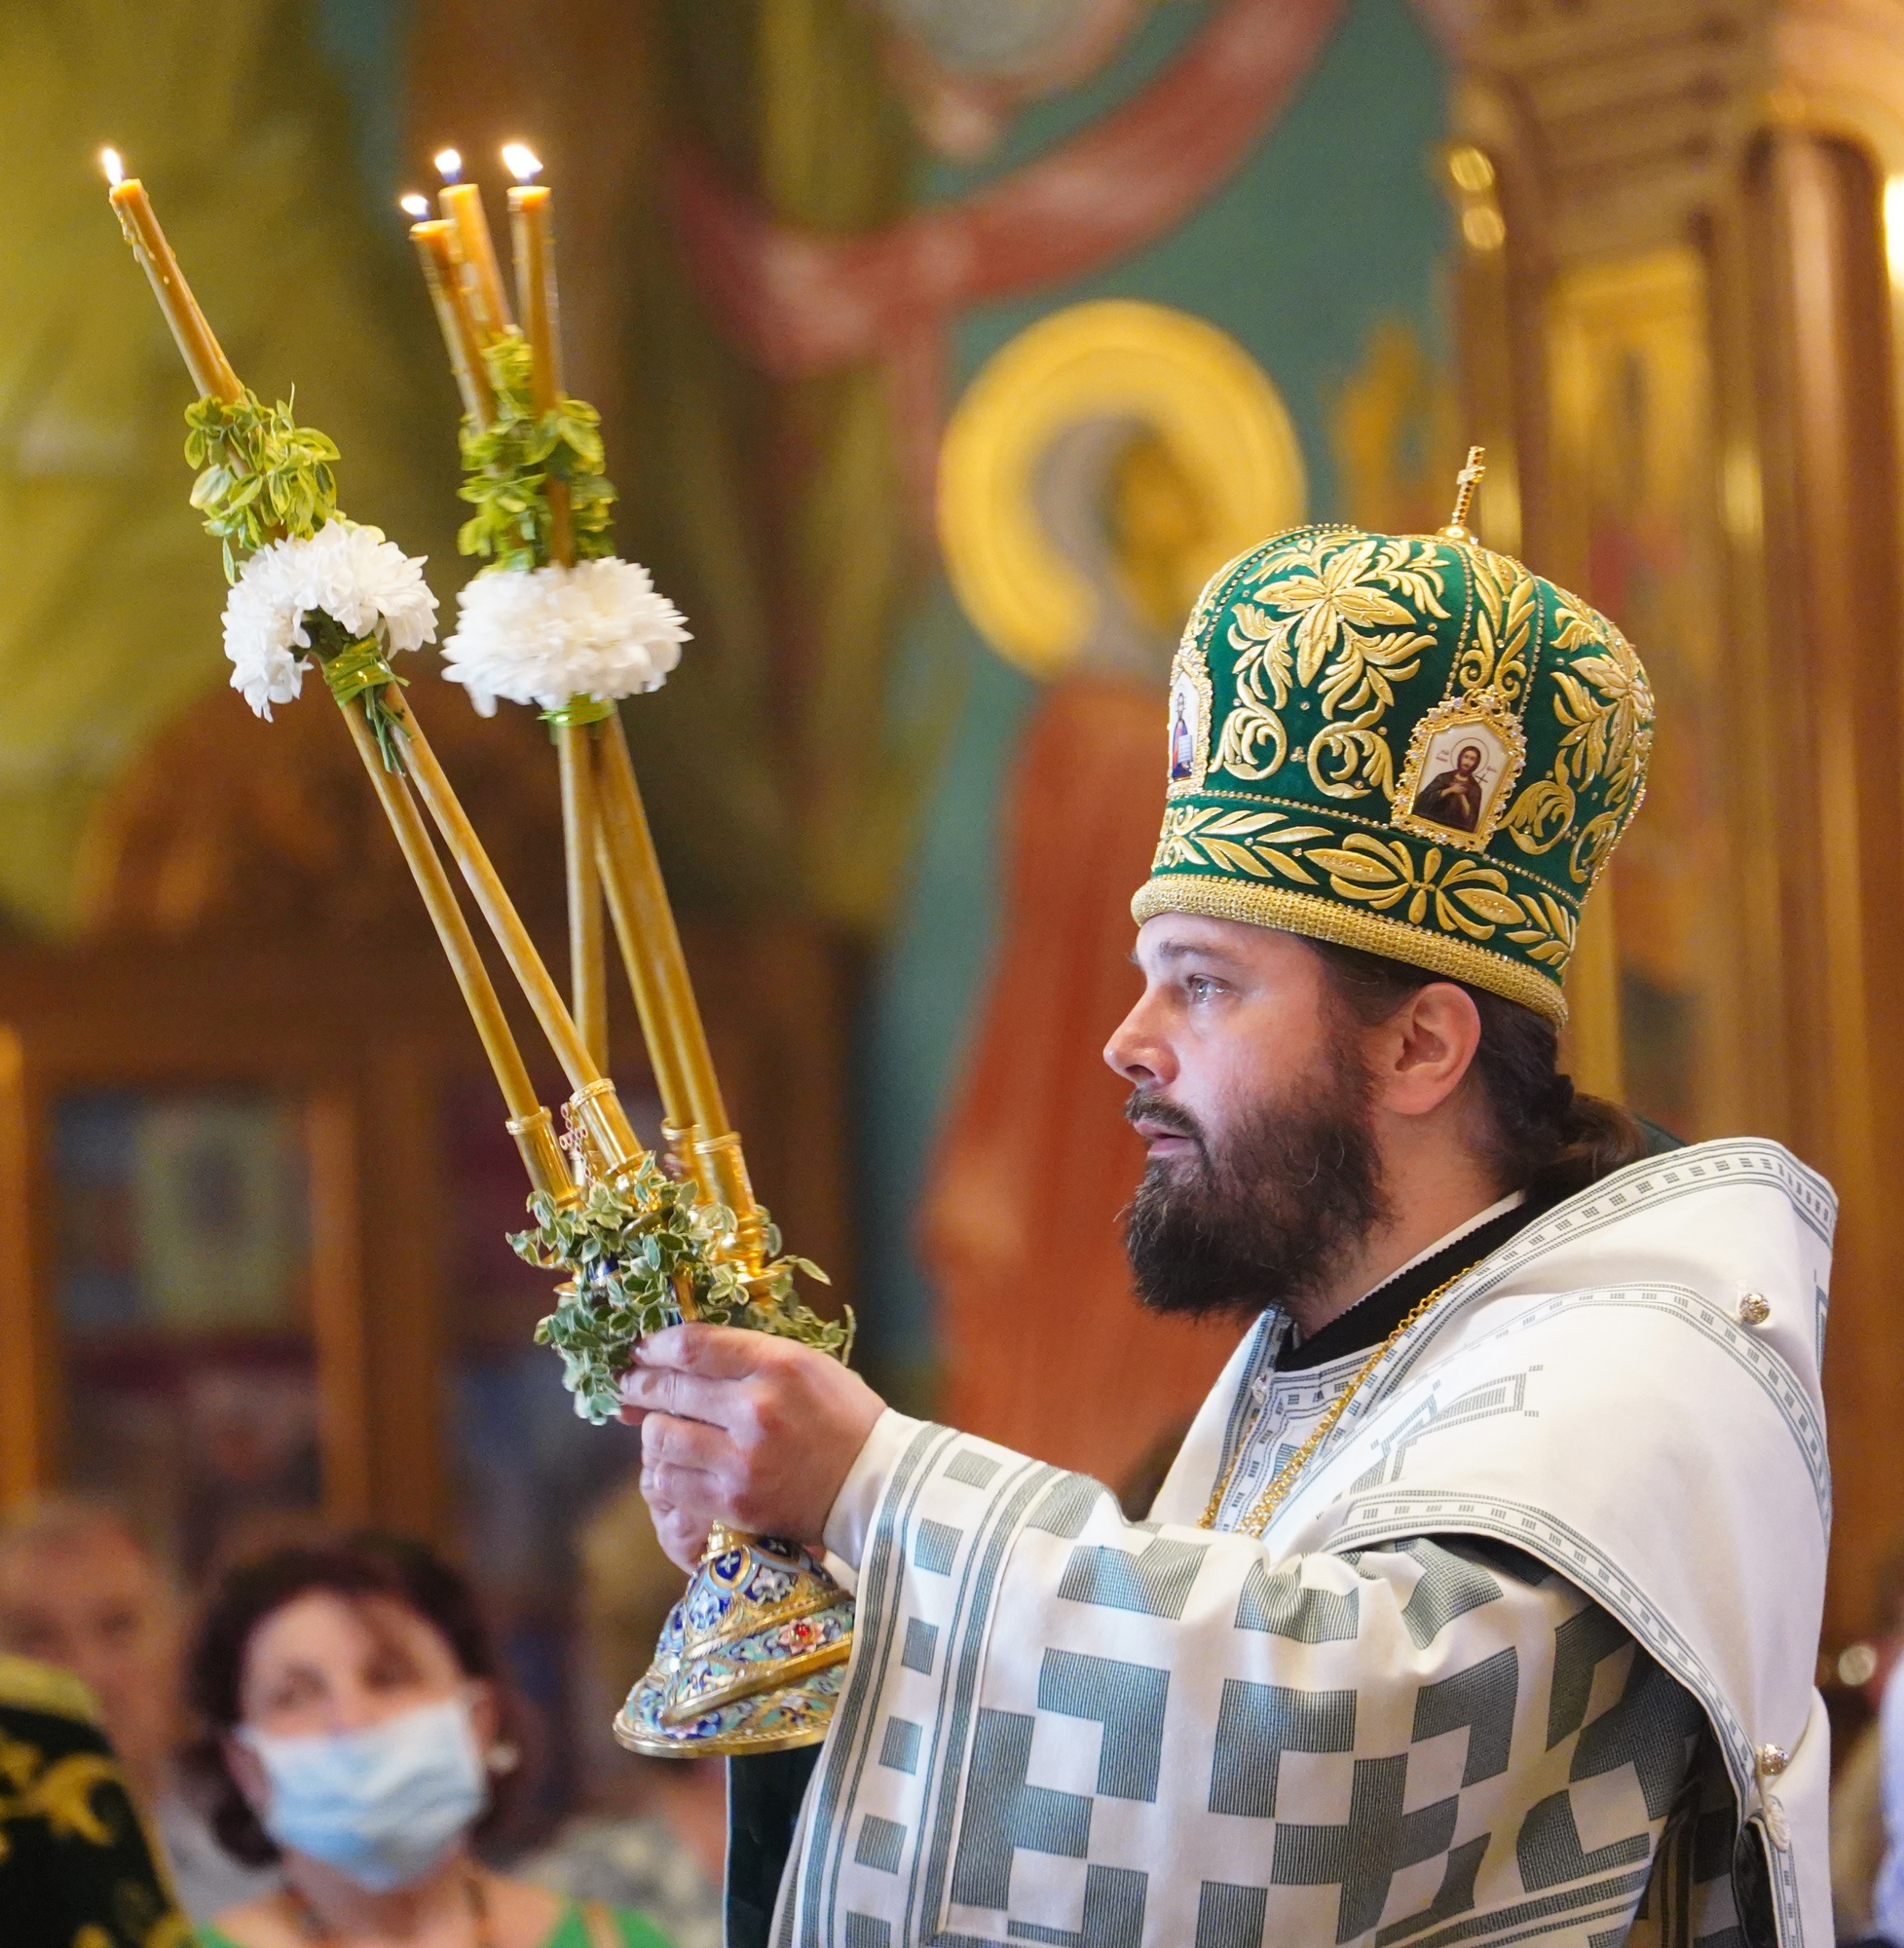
[101,147,125,187]
[399,193,432,219]
[434,147,463,182]
[502,143,542,183]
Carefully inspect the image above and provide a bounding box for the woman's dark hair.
[181,1531,538,1867]
[1308,939,1652,1203]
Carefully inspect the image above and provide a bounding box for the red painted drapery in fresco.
[917,682,1245,1487]
[666,0,1346,521]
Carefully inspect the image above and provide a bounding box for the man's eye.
[1185,975,1216,1001]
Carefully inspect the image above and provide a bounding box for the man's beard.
[1122,1035,1389,1321]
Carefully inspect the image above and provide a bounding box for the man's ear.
[1377,981,1483,1117]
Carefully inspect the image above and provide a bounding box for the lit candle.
[433,148,512,343]
[101,148,243,404]
[504,143,573,565]
[504,145,562,410]
[403,197,493,426]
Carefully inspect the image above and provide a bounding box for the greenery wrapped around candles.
[457,332,616,571]
[518,1161,846,1425]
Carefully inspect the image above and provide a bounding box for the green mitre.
[1133,520,1653,1026]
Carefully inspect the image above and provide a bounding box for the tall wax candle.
[504,148,573,563]
[434,151,512,343]
[406,211,494,425]
[504,147,562,411]
[102,152,243,404]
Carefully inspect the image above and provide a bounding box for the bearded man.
[623,522,1832,1948]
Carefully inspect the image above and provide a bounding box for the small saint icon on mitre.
[1166,655,1210,790]
[1395,694,1525,849]
[1412,738,1489,832]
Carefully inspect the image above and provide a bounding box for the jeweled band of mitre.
[1132,522,1654,1025]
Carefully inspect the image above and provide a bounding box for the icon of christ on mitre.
[629,484,1834,1948]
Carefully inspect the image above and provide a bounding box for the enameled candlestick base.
[614,1527,853,1756]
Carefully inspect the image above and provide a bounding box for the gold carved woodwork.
[1454,0,1904,1647]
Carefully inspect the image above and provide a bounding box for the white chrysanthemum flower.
[220,520,439,719]
[441,558,690,717]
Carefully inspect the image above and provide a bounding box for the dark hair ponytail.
[1310,940,1651,1202]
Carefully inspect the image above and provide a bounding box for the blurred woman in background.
[182,1533,671,1948]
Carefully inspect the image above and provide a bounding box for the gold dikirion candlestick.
[99,148,646,1204]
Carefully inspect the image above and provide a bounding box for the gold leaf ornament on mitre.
[1134,518,1655,1029]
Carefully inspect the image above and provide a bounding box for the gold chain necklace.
[1199,1269,1465,1538]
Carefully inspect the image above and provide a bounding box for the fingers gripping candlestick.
[421,149,854,1755]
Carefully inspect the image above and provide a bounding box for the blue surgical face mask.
[241,1695,489,1892]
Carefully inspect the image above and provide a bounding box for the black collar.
[1274,1196,1544,1372]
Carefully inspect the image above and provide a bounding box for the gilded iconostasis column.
[1452,0,1904,1643]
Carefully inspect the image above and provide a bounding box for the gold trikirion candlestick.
[592,713,771,1269]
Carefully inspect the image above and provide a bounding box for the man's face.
[0,1523,180,1795]
[1456,745,1480,775]
[1103,917,1387,1317]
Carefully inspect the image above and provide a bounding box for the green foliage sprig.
[458,332,617,572]
[300,611,411,771]
[181,392,412,769]
[184,391,340,581]
[515,1158,852,1423]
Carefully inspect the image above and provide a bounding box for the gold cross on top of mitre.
[1439,446,1486,543]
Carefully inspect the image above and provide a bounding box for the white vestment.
[777,1140,1835,1948]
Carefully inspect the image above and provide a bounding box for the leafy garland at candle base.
[458,332,617,572]
[514,1157,853,1423]
[186,391,339,577]
[185,392,410,767]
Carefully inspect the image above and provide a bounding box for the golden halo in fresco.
[938,299,1305,680]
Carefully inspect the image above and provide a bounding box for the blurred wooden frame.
[1447,0,1904,1649]
[0,937,462,1536]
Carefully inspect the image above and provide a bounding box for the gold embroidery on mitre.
[1213,532,1446,802]
[1152,803,1334,882]
[1501,594,1653,881]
